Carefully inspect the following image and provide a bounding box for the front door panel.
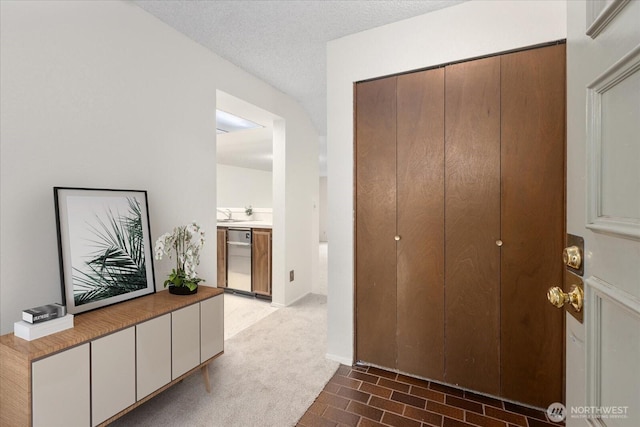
[566,1,640,425]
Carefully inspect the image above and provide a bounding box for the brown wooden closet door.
[445,56,501,395]
[500,44,565,407]
[252,229,272,296]
[396,69,445,380]
[355,77,397,368]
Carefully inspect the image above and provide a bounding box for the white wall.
[217,164,272,209]
[319,177,328,242]
[326,0,567,364]
[0,0,318,334]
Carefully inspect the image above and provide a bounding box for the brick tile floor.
[298,365,564,427]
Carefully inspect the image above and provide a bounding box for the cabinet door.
[32,343,90,427]
[396,68,445,380]
[201,295,224,362]
[92,327,136,426]
[444,56,501,395]
[172,303,200,379]
[136,314,171,400]
[251,228,272,296]
[217,228,227,288]
[355,76,397,368]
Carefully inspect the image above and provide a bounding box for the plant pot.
[168,285,198,295]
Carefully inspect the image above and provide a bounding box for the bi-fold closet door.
[355,67,446,382]
[355,44,565,408]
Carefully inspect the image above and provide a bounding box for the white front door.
[566,1,640,426]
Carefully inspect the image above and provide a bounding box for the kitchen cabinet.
[217,227,227,288]
[252,228,272,296]
[0,287,224,426]
[355,43,565,407]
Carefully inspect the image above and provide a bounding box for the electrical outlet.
[289,270,295,282]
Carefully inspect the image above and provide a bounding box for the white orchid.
[155,222,206,291]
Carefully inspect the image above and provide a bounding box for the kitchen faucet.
[217,208,232,220]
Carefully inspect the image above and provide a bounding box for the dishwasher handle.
[228,241,251,247]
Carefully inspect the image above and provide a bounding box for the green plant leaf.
[72,198,147,306]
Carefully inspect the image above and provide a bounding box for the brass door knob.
[547,284,583,312]
[563,246,582,269]
[394,235,401,241]
[496,240,503,247]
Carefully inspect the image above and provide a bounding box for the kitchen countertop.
[217,221,272,229]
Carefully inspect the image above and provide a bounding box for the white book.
[14,314,75,341]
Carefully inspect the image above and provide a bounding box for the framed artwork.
[54,187,156,315]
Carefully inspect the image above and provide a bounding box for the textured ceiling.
[134,0,467,137]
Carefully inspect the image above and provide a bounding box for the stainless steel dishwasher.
[227,228,252,293]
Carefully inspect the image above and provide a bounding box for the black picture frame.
[54,187,156,315]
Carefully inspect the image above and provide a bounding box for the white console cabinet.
[0,287,224,427]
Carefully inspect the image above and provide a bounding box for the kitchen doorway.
[215,91,282,303]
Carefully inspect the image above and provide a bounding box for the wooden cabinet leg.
[201,363,211,393]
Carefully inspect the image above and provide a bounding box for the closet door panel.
[445,57,501,395]
[500,44,565,407]
[396,69,445,380]
[355,77,397,368]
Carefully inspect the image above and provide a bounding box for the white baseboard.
[325,353,353,366]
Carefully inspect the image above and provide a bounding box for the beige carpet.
[111,293,339,426]
[223,292,279,340]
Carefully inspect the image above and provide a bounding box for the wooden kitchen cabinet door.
[355,76,398,369]
[251,228,272,296]
[217,227,227,288]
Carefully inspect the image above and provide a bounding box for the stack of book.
[14,303,74,341]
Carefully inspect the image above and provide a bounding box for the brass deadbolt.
[563,246,582,270]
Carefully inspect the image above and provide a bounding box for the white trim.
[586,0,630,39]
[586,45,640,241]
[585,276,640,426]
[325,353,353,366]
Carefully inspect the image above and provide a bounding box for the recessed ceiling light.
[216,109,263,134]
